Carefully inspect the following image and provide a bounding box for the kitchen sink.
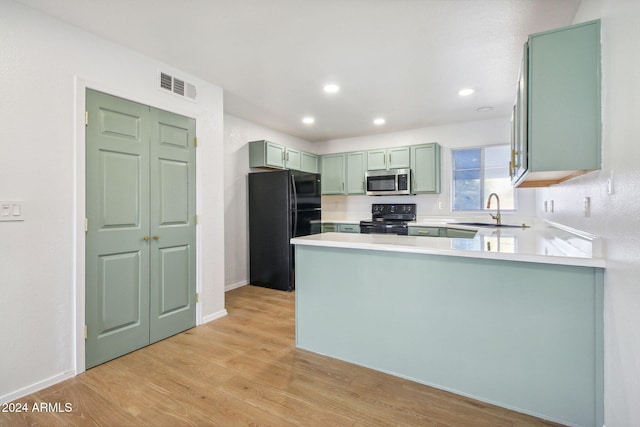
[450,222,529,228]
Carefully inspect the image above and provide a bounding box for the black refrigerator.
[248,170,321,291]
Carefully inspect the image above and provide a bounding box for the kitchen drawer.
[444,228,477,238]
[408,226,441,237]
[338,223,360,233]
[322,223,338,233]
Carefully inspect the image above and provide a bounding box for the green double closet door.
[85,89,196,369]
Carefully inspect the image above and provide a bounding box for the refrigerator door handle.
[291,174,298,237]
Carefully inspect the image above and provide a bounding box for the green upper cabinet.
[285,147,301,170]
[320,153,346,194]
[346,151,367,194]
[301,151,319,173]
[366,147,410,171]
[511,49,528,185]
[249,140,318,173]
[366,149,387,171]
[249,140,286,169]
[511,20,601,187]
[410,143,441,193]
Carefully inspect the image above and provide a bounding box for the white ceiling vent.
[159,71,197,101]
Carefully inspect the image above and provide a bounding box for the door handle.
[143,236,150,241]
[153,235,159,241]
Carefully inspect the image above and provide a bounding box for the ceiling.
[15,0,581,142]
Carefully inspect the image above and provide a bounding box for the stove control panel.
[371,203,416,220]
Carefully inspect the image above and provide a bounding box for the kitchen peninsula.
[291,223,604,427]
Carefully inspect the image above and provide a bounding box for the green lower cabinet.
[295,245,604,427]
[408,226,441,237]
[322,222,360,233]
[322,223,337,233]
[443,228,477,238]
[408,226,476,239]
[337,223,360,233]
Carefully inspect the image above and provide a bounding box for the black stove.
[359,203,416,235]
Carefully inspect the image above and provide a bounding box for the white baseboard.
[201,308,228,325]
[225,280,248,292]
[3,281,247,405]
[0,370,76,405]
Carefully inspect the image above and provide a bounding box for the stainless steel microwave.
[365,168,412,195]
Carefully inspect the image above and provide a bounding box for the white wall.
[0,0,226,402]
[223,114,315,290]
[535,1,640,425]
[319,118,537,223]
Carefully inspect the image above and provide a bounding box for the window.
[452,145,515,211]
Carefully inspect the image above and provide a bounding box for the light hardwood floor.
[1,285,560,426]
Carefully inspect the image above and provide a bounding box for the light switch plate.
[0,201,24,221]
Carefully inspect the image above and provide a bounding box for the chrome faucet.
[486,193,501,225]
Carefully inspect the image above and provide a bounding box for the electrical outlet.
[584,197,591,218]
[607,170,614,195]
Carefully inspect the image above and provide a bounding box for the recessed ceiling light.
[302,116,315,125]
[458,88,475,96]
[373,118,386,126]
[476,106,493,112]
[323,84,340,94]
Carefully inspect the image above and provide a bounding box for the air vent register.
[159,71,197,101]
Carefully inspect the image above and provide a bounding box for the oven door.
[360,221,408,235]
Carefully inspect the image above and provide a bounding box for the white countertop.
[292,221,605,268]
